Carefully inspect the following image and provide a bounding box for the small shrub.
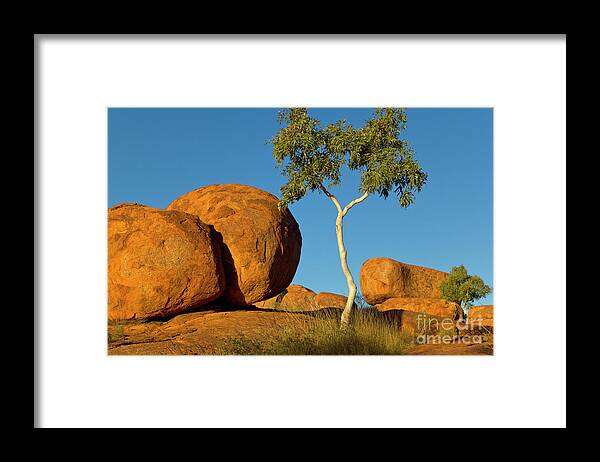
[107,321,125,343]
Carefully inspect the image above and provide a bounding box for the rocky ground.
[408,340,493,355]
[108,307,314,355]
[108,307,493,356]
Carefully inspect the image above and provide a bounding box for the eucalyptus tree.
[271,108,427,328]
[439,265,492,320]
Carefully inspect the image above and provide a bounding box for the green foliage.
[439,265,492,314]
[107,321,125,343]
[271,108,427,208]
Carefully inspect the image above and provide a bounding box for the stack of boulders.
[360,257,461,333]
[108,184,302,321]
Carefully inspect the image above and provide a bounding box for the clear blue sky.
[108,108,493,305]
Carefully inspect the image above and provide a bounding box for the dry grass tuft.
[215,308,414,355]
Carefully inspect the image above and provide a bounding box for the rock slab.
[108,308,317,355]
[374,297,461,320]
[468,304,494,328]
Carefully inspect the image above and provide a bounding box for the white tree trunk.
[320,185,369,329]
[336,213,358,328]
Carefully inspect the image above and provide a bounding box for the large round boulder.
[167,184,302,306]
[314,292,351,310]
[108,203,225,321]
[360,257,449,305]
[254,284,317,311]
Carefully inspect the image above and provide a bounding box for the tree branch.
[342,192,369,216]
[320,184,343,215]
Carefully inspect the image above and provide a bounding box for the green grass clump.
[215,308,414,355]
[107,321,125,343]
